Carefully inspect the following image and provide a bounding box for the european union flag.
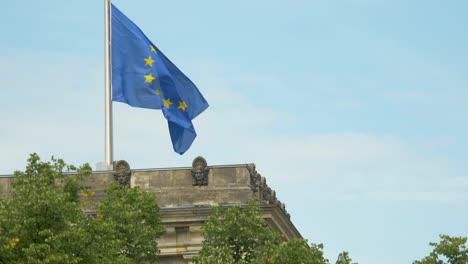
[111,4,208,154]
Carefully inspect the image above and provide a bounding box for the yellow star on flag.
[144,56,155,67]
[144,73,156,83]
[155,88,161,96]
[178,101,188,111]
[163,98,172,108]
[150,45,157,53]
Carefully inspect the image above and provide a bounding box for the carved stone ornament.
[191,156,209,186]
[113,160,131,187]
[247,163,261,194]
[259,177,268,201]
[248,164,289,217]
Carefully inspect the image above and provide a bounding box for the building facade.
[0,157,302,263]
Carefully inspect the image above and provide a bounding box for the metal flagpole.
[104,0,114,170]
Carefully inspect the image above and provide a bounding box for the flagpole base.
[95,161,114,171]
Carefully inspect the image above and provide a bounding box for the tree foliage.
[193,199,279,264]
[335,251,357,264]
[0,153,164,264]
[413,235,468,264]
[97,183,165,263]
[193,199,345,264]
[272,239,329,264]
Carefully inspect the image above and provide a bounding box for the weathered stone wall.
[132,166,253,207]
[0,177,14,194]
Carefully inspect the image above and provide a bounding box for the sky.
[1,0,467,263]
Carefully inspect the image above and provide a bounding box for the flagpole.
[104,0,114,169]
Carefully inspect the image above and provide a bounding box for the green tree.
[335,251,357,264]
[272,239,329,264]
[97,183,165,263]
[193,199,331,264]
[193,199,279,264]
[0,153,164,263]
[414,235,468,264]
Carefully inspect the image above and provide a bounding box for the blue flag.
[111,4,208,154]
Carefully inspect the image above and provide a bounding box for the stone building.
[0,157,302,263]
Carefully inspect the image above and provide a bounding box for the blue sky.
[1,0,467,263]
